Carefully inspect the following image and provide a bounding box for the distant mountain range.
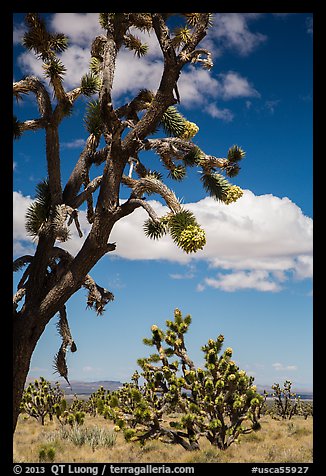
[25,378,123,395]
[59,380,123,395]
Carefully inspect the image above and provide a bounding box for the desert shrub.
[56,425,116,450]
[38,444,56,462]
[287,422,312,438]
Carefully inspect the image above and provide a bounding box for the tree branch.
[121,175,182,214]
[121,14,181,156]
[63,135,101,206]
[13,76,52,118]
[178,14,211,57]
[98,33,121,136]
[144,138,228,169]
[17,265,32,290]
[18,118,48,133]
[119,197,160,222]
[13,288,26,312]
[13,255,33,272]
[83,274,114,315]
[66,87,82,103]
[71,175,103,210]
[180,48,213,70]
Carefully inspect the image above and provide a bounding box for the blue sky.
[13,13,313,391]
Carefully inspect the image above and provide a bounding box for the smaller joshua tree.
[20,377,86,426]
[102,309,264,450]
[20,377,65,425]
[270,380,302,420]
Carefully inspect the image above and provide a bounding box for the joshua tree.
[20,377,65,425]
[95,309,264,451]
[270,381,302,420]
[13,13,246,432]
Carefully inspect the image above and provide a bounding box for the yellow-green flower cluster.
[180,121,199,140]
[179,225,206,253]
[223,185,244,204]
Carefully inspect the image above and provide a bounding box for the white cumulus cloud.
[13,189,312,293]
[202,270,282,293]
[50,13,102,47]
[13,191,34,254]
[206,13,267,56]
[217,71,260,100]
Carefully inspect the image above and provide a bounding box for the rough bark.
[13,311,48,432]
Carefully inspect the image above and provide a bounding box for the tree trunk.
[13,316,38,433]
[13,220,116,433]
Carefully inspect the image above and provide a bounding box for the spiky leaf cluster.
[168,165,187,181]
[184,13,214,28]
[129,13,153,32]
[89,56,102,75]
[144,210,206,254]
[172,14,214,50]
[221,163,241,178]
[182,145,203,167]
[25,179,51,237]
[143,219,168,240]
[22,13,69,92]
[200,172,244,205]
[84,100,103,137]
[124,33,148,58]
[13,116,22,140]
[42,57,66,81]
[98,13,152,57]
[102,308,263,451]
[159,106,199,140]
[25,181,73,241]
[23,13,68,62]
[200,172,230,202]
[80,72,101,97]
[132,88,155,111]
[169,209,197,244]
[172,26,192,47]
[219,145,245,178]
[160,106,187,138]
[197,144,245,201]
[98,13,110,29]
[227,145,245,162]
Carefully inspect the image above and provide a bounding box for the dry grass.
[13,414,313,464]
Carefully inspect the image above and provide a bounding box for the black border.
[4,3,321,473]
